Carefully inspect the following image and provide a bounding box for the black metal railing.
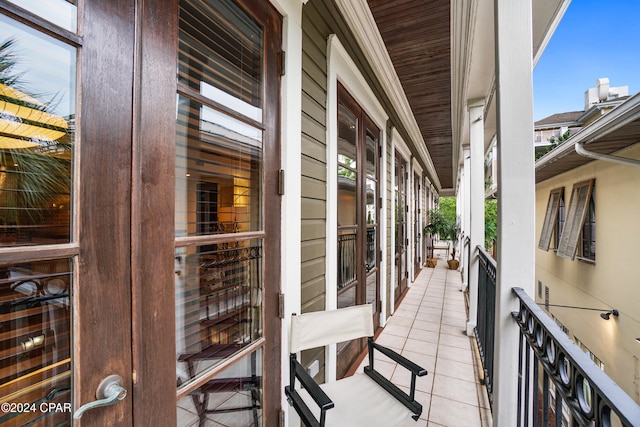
[337,229,356,289]
[475,245,496,409]
[512,287,640,426]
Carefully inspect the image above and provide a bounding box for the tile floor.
[358,259,492,427]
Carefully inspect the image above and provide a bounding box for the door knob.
[73,374,127,419]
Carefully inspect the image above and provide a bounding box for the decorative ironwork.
[512,287,640,426]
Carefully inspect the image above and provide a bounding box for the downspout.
[575,141,640,167]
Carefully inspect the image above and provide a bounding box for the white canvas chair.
[285,305,428,426]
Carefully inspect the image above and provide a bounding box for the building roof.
[535,92,640,183]
[535,111,583,128]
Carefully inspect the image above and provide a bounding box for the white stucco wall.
[535,143,640,403]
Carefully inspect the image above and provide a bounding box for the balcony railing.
[475,246,496,409]
[338,228,356,289]
[473,247,640,426]
[512,287,640,426]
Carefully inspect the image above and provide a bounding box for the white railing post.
[467,100,485,336]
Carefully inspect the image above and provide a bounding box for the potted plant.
[424,208,460,269]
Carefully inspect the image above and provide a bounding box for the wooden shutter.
[557,180,594,260]
[538,188,563,251]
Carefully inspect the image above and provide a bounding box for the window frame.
[576,186,596,262]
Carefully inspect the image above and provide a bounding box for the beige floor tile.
[377,333,407,351]
[428,395,482,427]
[412,319,441,333]
[440,315,466,328]
[404,338,437,356]
[407,328,440,344]
[435,358,477,382]
[438,333,473,350]
[383,323,412,338]
[388,315,415,328]
[436,343,473,364]
[432,373,480,406]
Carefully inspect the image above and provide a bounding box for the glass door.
[413,173,421,279]
[0,1,140,425]
[174,0,282,425]
[336,83,380,378]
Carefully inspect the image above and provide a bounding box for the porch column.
[493,0,535,425]
[466,100,484,336]
[461,146,470,291]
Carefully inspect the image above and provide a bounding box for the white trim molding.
[326,33,389,382]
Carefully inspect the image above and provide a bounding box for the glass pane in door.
[337,104,357,307]
[0,13,76,426]
[176,3,272,422]
[5,0,78,33]
[175,96,262,237]
[177,348,262,426]
[0,259,72,426]
[0,16,75,247]
[175,240,262,384]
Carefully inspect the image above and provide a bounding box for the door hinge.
[278,408,285,427]
[405,271,409,279]
[278,169,285,195]
[379,197,383,208]
[278,51,286,76]
[278,293,285,319]
[378,145,382,158]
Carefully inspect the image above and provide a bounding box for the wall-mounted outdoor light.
[544,304,619,321]
[599,309,619,320]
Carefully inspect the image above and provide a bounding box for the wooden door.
[0,0,284,425]
[0,1,142,425]
[336,84,380,378]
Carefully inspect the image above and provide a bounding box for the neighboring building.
[534,78,629,156]
[535,92,640,404]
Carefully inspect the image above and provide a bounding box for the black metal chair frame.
[285,336,427,427]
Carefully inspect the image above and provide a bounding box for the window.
[554,194,565,250]
[556,180,595,260]
[538,188,564,251]
[577,187,595,261]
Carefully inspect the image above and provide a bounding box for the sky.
[533,0,640,121]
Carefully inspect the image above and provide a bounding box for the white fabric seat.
[297,373,416,427]
[285,304,427,427]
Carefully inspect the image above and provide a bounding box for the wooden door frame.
[76,1,139,425]
[130,0,178,425]
[413,172,421,280]
[394,151,408,306]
